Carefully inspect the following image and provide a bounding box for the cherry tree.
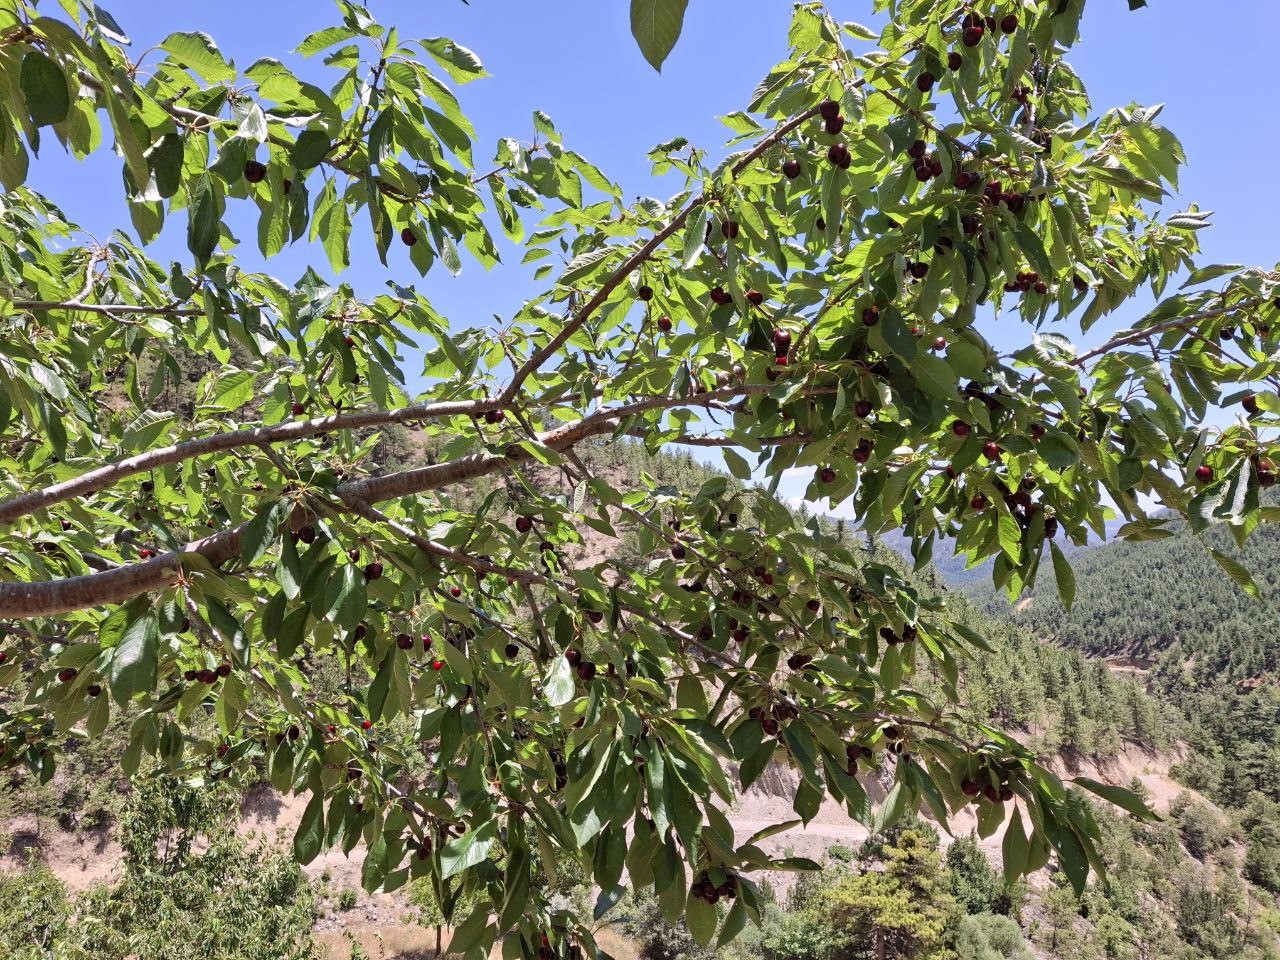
[0,0,1272,957]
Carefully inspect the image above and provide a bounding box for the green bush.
[0,858,71,958]
[619,892,714,960]
[946,835,1017,917]
[65,778,317,960]
[953,913,1033,960]
[1244,836,1280,894]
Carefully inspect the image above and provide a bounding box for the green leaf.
[109,609,159,705]
[20,52,70,127]
[441,821,497,879]
[1208,548,1259,599]
[187,175,220,265]
[161,31,235,84]
[684,889,717,946]
[630,0,689,72]
[240,500,286,565]
[543,654,575,708]
[722,447,751,481]
[1050,541,1076,608]
[1073,777,1161,822]
[293,792,325,864]
[1001,806,1030,883]
[291,129,332,169]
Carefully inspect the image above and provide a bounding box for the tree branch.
[499,105,822,401]
[0,399,498,525]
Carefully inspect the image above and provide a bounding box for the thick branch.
[0,399,497,525]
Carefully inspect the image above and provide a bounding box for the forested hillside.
[983,515,1280,811]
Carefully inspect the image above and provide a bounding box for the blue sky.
[28,0,1280,514]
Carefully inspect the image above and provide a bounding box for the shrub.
[65,778,317,960]
[953,912,1033,960]
[0,858,71,956]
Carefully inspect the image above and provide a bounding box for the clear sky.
[26,0,1280,514]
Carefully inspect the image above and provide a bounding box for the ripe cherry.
[818,99,840,121]
[657,315,672,332]
[638,284,654,301]
[854,399,873,418]
[954,171,978,189]
[827,143,851,168]
[431,659,445,671]
[577,661,597,682]
[720,220,740,240]
[948,50,963,71]
[961,214,980,234]
[515,515,534,534]
[1030,422,1047,440]
[932,336,947,351]
[363,562,384,581]
[983,441,1002,460]
[970,494,988,511]
[915,72,936,92]
[1243,394,1260,415]
[861,305,880,326]
[484,410,505,424]
[1195,464,1214,483]
[450,585,462,598]
[400,227,417,247]
[745,290,764,306]
[709,286,730,305]
[820,467,837,484]
[824,115,844,135]
[57,668,77,683]
[671,543,687,560]
[361,719,373,731]
[291,401,306,416]
[962,25,985,46]
[396,633,414,650]
[908,261,929,279]
[782,159,802,179]
[1000,13,1018,33]
[216,663,232,678]
[296,525,316,544]
[907,139,927,160]
[243,160,267,183]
